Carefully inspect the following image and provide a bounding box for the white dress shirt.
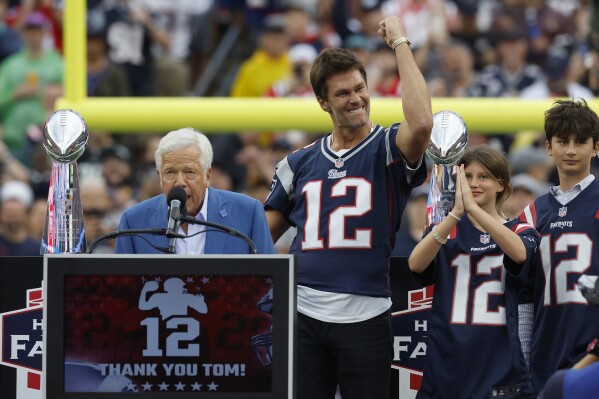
[175,188,208,254]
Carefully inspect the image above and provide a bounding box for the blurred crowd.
[0,0,599,255]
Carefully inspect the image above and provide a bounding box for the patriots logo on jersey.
[327,169,347,179]
[480,234,490,244]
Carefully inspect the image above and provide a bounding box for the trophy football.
[41,109,88,254]
[426,110,468,225]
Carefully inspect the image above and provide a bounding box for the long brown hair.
[459,145,512,214]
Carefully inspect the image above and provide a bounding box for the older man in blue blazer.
[114,128,275,255]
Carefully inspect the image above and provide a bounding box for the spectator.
[100,144,137,232]
[0,140,30,185]
[0,0,22,63]
[138,0,214,95]
[88,0,170,96]
[0,180,40,255]
[209,161,235,191]
[283,2,323,49]
[521,44,594,99]
[27,197,46,242]
[86,28,131,97]
[391,184,429,257]
[81,178,113,253]
[427,40,475,97]
[266,43,317,98]
[468,26,545,97]
[230,13,291,97]
[510,145,552,183]
[502,173,549,219]
[0,10,62,164]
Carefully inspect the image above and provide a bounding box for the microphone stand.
[87,229,185,254]
[180,215,258,254]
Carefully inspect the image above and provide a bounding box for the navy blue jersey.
[264,124,426,297]
[415,217,539,399]
[520,179,599,392]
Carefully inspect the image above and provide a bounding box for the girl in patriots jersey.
[409,145,540,399]
[519,99,599,393]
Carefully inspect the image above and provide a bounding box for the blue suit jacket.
[114,188,275,255]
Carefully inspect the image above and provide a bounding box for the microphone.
[166,187,187,253]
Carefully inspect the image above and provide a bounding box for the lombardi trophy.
[41,109,88,253]
[426,110,468,225]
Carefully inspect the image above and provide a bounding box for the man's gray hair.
[155,128,213,172]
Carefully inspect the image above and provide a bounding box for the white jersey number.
[301,178,372,250]
[540,233,592,305]
[451,254,506,325]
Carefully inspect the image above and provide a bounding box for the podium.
[2,255,430,399]
[43,254,296,399]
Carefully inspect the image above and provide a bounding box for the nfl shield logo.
[480,234,490,244]
[334,158,344,168]
[558,207,567,217]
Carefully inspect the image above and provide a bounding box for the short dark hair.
[544,99,599,145]
[309,48,367,100]
[459,144,512,214]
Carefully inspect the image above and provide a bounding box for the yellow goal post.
[57,0,592,134]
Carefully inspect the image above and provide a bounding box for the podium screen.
[44,255,295,399]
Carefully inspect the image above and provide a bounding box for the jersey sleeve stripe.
[512,223,535,234]
[521,203,537,227]
[275,157,295,198]
[385,127,393,166]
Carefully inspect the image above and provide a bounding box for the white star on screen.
[207,381,219,391]
[158,382,169,391]
[191,382,202,391]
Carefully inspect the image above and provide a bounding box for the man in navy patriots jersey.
[264,16,432,399]
[519,99,599,393]
[410,145,539,398]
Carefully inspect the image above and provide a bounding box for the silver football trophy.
[41,109,88,253]
[426,110,468,225]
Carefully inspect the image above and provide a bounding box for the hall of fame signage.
[391,285,433,399]
[0,287,44,399]
[388,257,433,399]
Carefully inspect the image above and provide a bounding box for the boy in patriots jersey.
[519,99,599,392]
[409,145,540,399]
[264,16,433,399]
